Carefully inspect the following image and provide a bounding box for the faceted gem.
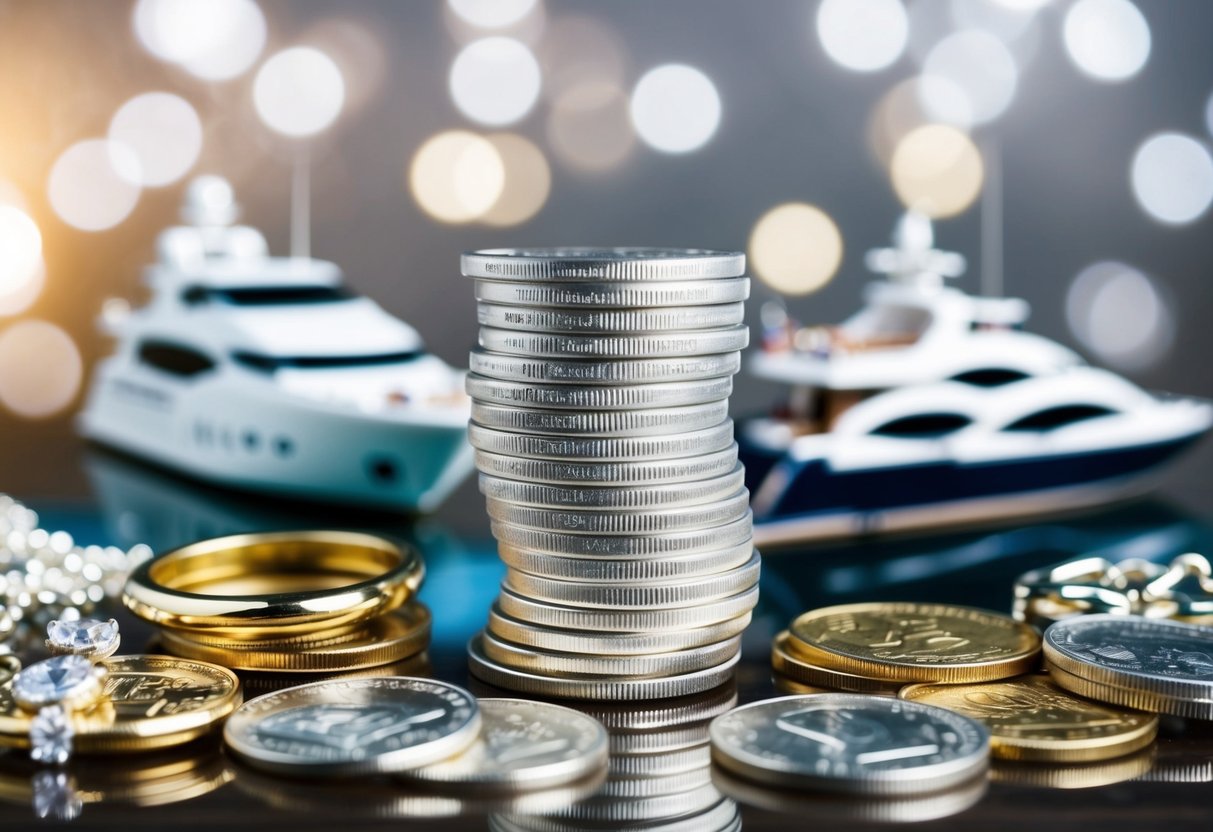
[12,655,97,710]
[30,705,74,765]
[46,616,120,658]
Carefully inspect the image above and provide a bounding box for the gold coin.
[989,746,1156,789]
[0,655,241,754]
[771,674,831,696]
[237,652,433,698]
[771,631,903,694]
[157,602,431,672]
[788,602,1041,684]
[900,673,1158,762]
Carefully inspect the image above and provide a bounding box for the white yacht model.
[78,176,474,513]
[739,213,1212,545]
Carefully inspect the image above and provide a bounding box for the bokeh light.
[919,30,1018,127]
[108,92,202,187]
[0,320,83,419]
[949,0,1038,42]
[1063,0,1150,82]
[1206,91,1213,139]
[133,0,266,81]
[254,47,346,138]
[990,0,1050,9]
[749,203,844,296]
[548,82,635,172]
[541,16,628,102]
[449,37,542,127]
[0,206,42,300]
[47,139,142,232]
[0,262,44,318]
[1066,261,1173,371]
[867,78,932,168]
[447,0,537,29]
[890,124,984,218]
[409,130,505,223]
[482,134,551,226]
[630,64,721,154]
[1130,132,1213,225]
[816,0,908,73]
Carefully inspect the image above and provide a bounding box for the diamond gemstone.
[46,616,120,658]
[12,655,96,709]
[30,705,74,765]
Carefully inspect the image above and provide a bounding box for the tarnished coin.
[469,422,736,461]
[477,302,746,334]
[504,552,760,610]
[471,400,729,437]
[491,513,753,557]
[466,374,733,410]
[771,631,904,694]
[496,540,753,582]
[400,699,608,790]
[469,350,741,386]
[481,630,742,678]
[485,489,750,535]
[474,445,740,485]
[488,606,751,655]
[709,694,990,795]
[468,636,741,701]
[473,277,750,309]
[1042,614,1213,719]
[462,247,746,281]
[480,467,745,512]
[223,677,480,776]
[899,673,1158,762]
[788,603,1042,684]
[479,326,749,359]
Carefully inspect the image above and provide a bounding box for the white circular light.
[133,0,266,81]
[920,30,1018,127]
[816,0,909,73]
[254,47,346,138]
[1130,132,1213,226]
[1063,0,1150,82]
[482,133,551,226]
[449,37,541,127]
[749,203,844,296]
[990,0,1051,9]
[409,131,506,223]
[1066,262,1173,370]
[0,261,44,318]
[0,207,42,300]
[890,124,984,218]
[108,93,202,187]
[0,320,83,419]
[630,64,721,154]
[448,0,537,29]
[1206,91,1213,138]
[47,140,142,232]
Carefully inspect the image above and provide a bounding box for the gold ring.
[122,531,424,639]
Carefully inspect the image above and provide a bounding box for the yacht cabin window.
[870,412,971,439]
[1003,404,1116,433]
[233,350,426,372]
[182,285,354,306]
[137,340,216,377]
[949,368,1030,388]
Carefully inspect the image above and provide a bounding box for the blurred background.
[0,0,1210,514]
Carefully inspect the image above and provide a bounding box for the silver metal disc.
[474,445,740,485]
[485,489,751,535]
[473,278,750,309]
[490,513,753,557]
[462,247,746,281]
[477,302,746,333]
[468,349,741,386]
[494,585,760,633]
[478,326,750,359]
[469,422,736,462]
[470,400,729,437]
[466,374,732,410]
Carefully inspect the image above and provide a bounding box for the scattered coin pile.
[462,248,760,700]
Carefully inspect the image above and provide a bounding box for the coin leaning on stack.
[462,248,760,700]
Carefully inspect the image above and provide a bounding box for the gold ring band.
[122,531,424,639]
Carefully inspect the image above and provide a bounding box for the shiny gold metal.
[123,531,423,638]
[771,674,831,696]
[0,655,241,754]
[900,673,1158,762]
[237,652,433,698]
[771,631,904,694]
[0,656,19,687]
[157,603,431,672]
[788,602,1041,684]
[989,746,1156,789]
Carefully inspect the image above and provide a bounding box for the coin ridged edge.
[494,586,760,632]
[472,277,751,308]
[497,542,753,582]
[491,515,753,557]
[469,421,736,461]
[1044,660,1213,720]
[470,400,729,437]
[476,302,746,333]
[486,490,751,537]
[771,632,905,693]
[481,630,742,678]
[479,326,750,359]
[461,248,745,281]
[467,374,733,410]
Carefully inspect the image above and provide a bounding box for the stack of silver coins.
[462,248,760,701]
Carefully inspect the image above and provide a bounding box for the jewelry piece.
[45,608,121,659]
[123,531,423,638]
[8,654,109,764]
[1014,553,1213,628]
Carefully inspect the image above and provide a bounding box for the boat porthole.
[273,437,294,457]
[368,456,401,485]
[243,431,259,451]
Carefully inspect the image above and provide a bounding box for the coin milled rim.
[1044,660,1213,721]
[469,421,736,461]
[461,247,746,281]
[771,631,905,694]
[496,540,753,582]
[470,400,729,437]
[486,489,751,536]
[481,467,745,512]
[478,325,750,359]
[475,446,740,486]
[477,302,746,333]
[480,629,742,678]
[487,608,751,656]
[466,373,733,410]
[494,584,761,633]
[491,513,753,557]
[468,349,741,387]
[473,277,751,308]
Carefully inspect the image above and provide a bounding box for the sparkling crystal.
[46,615,120,658]
[31,769,82,820]
[30,705,74,765]
[12,655,95,708]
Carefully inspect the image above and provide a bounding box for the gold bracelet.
[122,531,423,639]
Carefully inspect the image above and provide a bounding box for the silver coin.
[477,303,746,333]
[559,684,738,732]
[468,635,741,701]
[222,677,482,777]
[481,630,742,678]
[479,326,750,359]
[471,400,729,437]
[491,798,739,832]
[494,585,756,632]
[466,374,733,410]
[485,489,750,535]
[474,445,740,485]
[469,422,735,462]
[462,247,746,281]
[1043,614,1213,703]
[495,540,753,582]
[488,606,752,655]
[542,782,724,822]
[503,552,760,610]
[491,513,753,557]
[611,722,712,754]
[399,698,608,790]
[481,468,745,511]
[709,694,990,795]
[594,766,713,798]
[473,278,751,309]
[468,350,741,386]
[608,743,712,777]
